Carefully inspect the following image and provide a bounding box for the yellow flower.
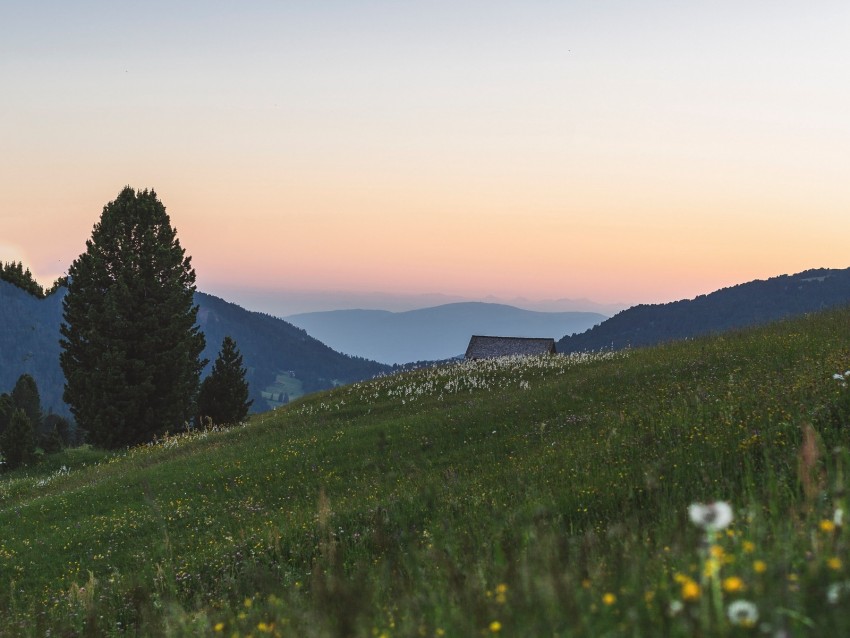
[722,576,745,593]
[682,580,701,601]
[742,541,755,553]
[602,592,616,606]
[243,597,253,608]
[495,583,508,594]
[710,545,725,559]
[213,622,224,632]
[828,557,843,571]
[704,558,722,578]
[489,620,502,633]
[753,560,767,574]
[820,519,836,533]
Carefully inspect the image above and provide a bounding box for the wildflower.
[753,560,767,574]
[828,557,843,571]
[742,540,755,553]
[820,519,836,533]
[723,576,745,593]
[827,582,850,604]
[704,558,722,579]
[688,501,733,531]
[213,622,224,632]
[681,579,701,601]
[727,599,759,627]
[602,592,616,606]
[489,620,502,632]
[835,508,844,527]
[668,600,684,616]
[710,545,726,560]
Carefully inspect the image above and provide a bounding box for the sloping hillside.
[0,280,66,414]
[2,307,850,635]
[558,267,850,353]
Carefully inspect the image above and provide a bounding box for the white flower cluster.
[34,465,71,488]
[297,350,626,415]
[832,370,850,387]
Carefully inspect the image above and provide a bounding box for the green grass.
[3,307,850,636]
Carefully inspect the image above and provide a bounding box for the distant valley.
[286,302,607,364]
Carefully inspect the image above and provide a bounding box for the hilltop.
[2,306,850,635]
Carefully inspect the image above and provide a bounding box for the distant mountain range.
[557,267,850,353]
[286,303,607,364]
[0,282,390,417]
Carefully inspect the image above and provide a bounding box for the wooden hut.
[464,335,556,360]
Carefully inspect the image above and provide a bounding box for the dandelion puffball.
[726,599,759,627]
[688,501,733,531]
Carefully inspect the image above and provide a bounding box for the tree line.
[1,187,251,467]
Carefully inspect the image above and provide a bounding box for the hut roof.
[464,335,556,360]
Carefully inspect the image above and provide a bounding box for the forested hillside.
[558,267,850,353]
[0,281,390,417]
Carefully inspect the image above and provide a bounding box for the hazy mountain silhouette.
[557,267,850,353]
[286,302,607,364]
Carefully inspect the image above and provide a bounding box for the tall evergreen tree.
[198,336,252,426]
[60,187,206,448]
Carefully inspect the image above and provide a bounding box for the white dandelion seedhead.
[726,599,759,627]
[688,501,733,531]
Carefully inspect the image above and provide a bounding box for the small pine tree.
[11,374,42,432]
[198,336,252,426]
[0,409,36,470]
[0,394,14,435]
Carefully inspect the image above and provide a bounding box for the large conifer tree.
[60,187,206,448]
[198,336,252,426]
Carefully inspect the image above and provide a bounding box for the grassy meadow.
[2,307,850,636]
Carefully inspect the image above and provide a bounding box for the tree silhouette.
[198,336,252,426]
[60,187,206,448]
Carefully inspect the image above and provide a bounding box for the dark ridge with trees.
[1,260,66,298]
[557,267,850,353]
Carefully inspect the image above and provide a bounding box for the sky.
[2,1,849,316]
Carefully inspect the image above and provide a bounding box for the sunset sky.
[2,1,848,316]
